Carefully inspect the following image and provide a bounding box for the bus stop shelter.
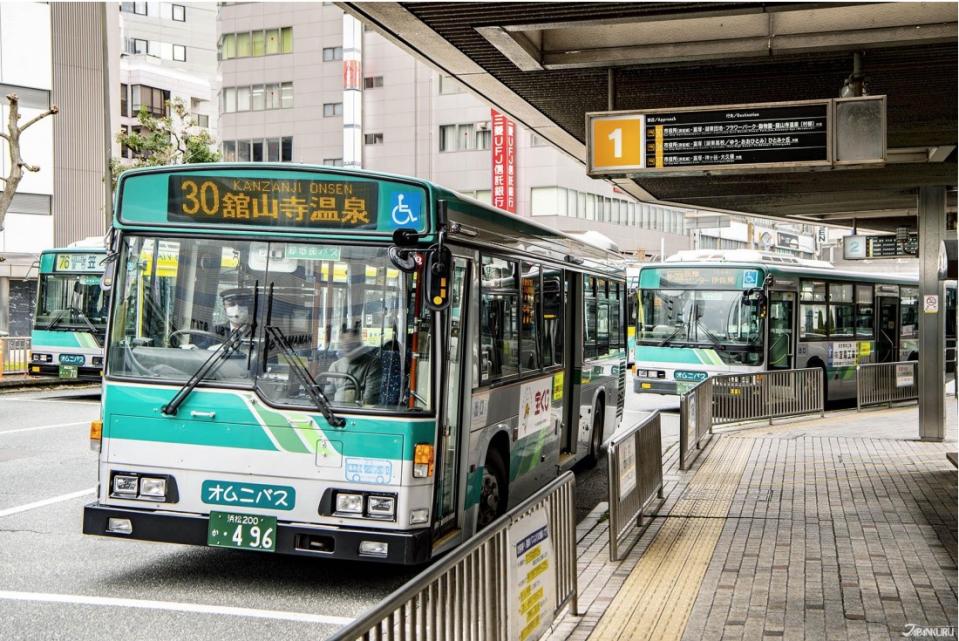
[341,1,957,439]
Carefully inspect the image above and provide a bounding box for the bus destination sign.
[643,268,759,290]
[54,253,103,273]
[587,99,835,176]
[644,104,828,169]
[167,176,379,230]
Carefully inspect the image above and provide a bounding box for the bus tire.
[583,397,605,468]
[477,448,507,530]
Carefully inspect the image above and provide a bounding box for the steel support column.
[918,186,946,441]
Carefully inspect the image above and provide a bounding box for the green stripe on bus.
[31,329,99,349]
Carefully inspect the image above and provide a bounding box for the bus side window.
[542,268,564,367]
[480,255,519,383]
[520,263,542,373]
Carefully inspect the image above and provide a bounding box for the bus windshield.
[639,288,764,365]
[35,272,108,334]
[107,235,431,413]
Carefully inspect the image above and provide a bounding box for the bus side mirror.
[100,260,115,292]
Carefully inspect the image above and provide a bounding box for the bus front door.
[433,257,469,541]
[767,291,795,370]
[877,297,898,363]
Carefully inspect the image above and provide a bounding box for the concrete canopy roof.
[340,2,957,231]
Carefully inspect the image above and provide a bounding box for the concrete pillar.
[0,276,9,335]
[918,186,946,441]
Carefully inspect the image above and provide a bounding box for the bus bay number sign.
[167,176,379,230]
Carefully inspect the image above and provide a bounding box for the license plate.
[58,365,78,379]
[207,511,277,552]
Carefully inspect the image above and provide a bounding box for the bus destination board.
[168,176,379,230]
[641,268,761,290]
[645,103,828,169]
[54,253,103,273]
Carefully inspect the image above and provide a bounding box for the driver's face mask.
[225,303,249,326]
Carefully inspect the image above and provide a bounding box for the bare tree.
[0,93,59,232]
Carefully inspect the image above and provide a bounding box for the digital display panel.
[167,176,379,230]
[54,253,103,273]
[640,268,761,290]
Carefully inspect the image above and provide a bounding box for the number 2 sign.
[588,114,646,174]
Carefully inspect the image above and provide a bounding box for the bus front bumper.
[633,378,679,394]
[83,503,432,565]
[29,364,102,379]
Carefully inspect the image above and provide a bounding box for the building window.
[236,86,250,112]
[364,76,383,89]
[530,133,549,147]
[265,83,280,109]
[223,140,236,162]
[281,136,293,161]
[121,2,148,15]
[323,102,343,117]
[120,83,128,117]
[195,114,209,128]
[221,28,293,60]
[173,45,186,62]
[364,133,383,145]
[439,123,490,152]
[280,82,293,109]
[250,84,264,111]
[131,85,170,117]
[323,47,343,62]
[126,38,148,54]
[323,158,344,167]
[172,4,185,21]
[438,74,463,95]
[223,87,236,113]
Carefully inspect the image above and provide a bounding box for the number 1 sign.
[587,113,646,174]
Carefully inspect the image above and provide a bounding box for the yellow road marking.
[588,438,751,641]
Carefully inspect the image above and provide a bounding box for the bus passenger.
[326,327,382,405]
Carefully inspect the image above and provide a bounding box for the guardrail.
[679,368,824,470]
[328,472,577,641]
[608,411,664,561]
[711,368,824,427]
[679,378,713,470]
[0,336,31,376]
[857,361,918,410]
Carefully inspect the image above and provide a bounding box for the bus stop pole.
[918,186,946,441]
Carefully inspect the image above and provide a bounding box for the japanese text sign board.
[507,507,556,641]
[587,99,834,176]
[492,109,517,213]
[54,253,103,273]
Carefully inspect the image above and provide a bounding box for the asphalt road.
[0,383,676,641]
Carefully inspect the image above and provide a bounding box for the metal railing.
[0,337,31,376]
[711,368,824,427]
[679,378,713,470]
[328,472,577,641]
[857,360,918,410]
[608,411,664,561]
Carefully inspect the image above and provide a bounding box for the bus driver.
[325,327,383,405]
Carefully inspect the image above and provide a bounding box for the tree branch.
[19,105,59,133]
[19,161,39,172]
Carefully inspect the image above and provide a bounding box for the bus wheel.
[477,449,506,530]
[583,398,605,468]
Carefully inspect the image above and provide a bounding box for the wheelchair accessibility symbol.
[388,190,423,229]
[391,194,418,226]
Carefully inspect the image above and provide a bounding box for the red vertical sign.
[492,109,516,213]
[343,59,361,90]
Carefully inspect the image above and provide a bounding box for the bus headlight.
[335,493,364,514]
[112,475,139,496]
[138,477,168,500]
[366,495,395,519]
[410,508,430,525]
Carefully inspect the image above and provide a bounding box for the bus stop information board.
[844,233,918,259]
[588,99,835,175]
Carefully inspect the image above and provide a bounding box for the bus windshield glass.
[107,236,431,413]
[35,273,108,334]
[639,288,764,365]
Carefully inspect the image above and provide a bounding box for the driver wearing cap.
[217,287,254,337]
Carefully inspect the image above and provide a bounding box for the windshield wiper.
[44,309,66,330]
[69,307,103,346]
[658,324,687,347]
[161,325,251,416]
[264,324,345,428]
[694,319,725,350]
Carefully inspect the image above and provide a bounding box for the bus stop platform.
[550,403,958,641]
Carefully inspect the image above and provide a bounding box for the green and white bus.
[633,250,955,402]
[30,241,108,379]
[84,164,626,564]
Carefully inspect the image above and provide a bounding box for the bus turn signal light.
[90,420,103,451]
[413,444,434,478]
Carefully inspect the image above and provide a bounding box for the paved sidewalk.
[549,405,958,641]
